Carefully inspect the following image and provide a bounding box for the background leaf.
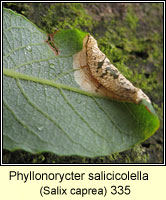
[3,8,160,157]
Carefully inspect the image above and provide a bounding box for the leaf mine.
[73,35,151,104]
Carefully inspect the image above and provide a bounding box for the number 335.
[110,185,131,195]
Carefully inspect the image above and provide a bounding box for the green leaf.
[3,8,160,157]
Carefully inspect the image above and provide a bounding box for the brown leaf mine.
[73,35,151,104]
[45,32,59,55]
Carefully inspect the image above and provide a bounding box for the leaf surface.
[3,8,160,157]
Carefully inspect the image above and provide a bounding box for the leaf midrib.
[3,68,138,138]
[3,68,103,99]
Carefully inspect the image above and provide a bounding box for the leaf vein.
[93,98,124,134]
[16,79,93,153]
[3,42,45,60]
[59,89,107,141]
[3,99,51,145]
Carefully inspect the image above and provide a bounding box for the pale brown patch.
[73,35,151,104]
